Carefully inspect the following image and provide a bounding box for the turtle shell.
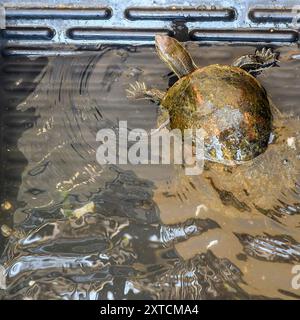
[161,64,272,163]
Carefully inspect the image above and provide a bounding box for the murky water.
[0,43,300,299]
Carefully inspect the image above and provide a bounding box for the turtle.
[126,35,279,165]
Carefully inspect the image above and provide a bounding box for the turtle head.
[155,34,197,78]
[155,35,176,58]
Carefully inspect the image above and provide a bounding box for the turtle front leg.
[232,48,279,76]
[126,81,170,132]
[126,81,165,104]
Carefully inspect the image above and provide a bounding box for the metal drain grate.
[0,0,300,54]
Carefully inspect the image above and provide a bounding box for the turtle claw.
[232,47,280,76]
[126,81,148,100]
[255,47,279,64]
[126,81,165,103]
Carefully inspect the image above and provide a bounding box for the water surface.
[0,44,300,299]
